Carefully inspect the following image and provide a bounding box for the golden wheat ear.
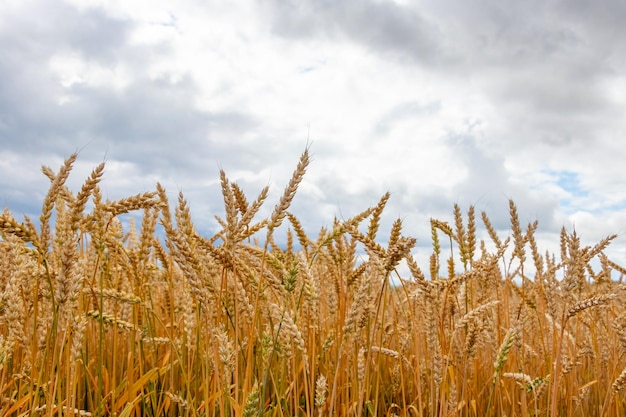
[39,153,78,253]
[267,147,310,237]
[69,162,105,231]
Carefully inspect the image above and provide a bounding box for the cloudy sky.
[2,0,626,273]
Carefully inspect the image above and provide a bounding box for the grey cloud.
[374,100,441,136]
[0,3,133,151]
[427,0,626,152]
[492,74,611,117]
[262,0,626,152]
[447,134,560,231]
[337,1,444,64]
[0,2,131,62]
[262,0,448,65]
[0,1,264,231]
[425,0,617,69]
[262,0,622,71]
[485,71,621,150]
[0,1,264,175]
[78,78,259,174]
[556,0,626,45]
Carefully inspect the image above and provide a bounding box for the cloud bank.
[2,0,625,273]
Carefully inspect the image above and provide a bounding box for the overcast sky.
[2,0,626,273]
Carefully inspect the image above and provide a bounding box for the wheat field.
[1,149,625,416]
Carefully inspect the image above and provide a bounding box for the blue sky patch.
[552,170,588,198]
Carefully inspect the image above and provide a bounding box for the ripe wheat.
[0,152,625,417]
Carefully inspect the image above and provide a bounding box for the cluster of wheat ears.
[0,149,625,417]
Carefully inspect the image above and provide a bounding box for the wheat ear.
[267,148,310,236]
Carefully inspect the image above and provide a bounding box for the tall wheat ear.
[267,147,310,236]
